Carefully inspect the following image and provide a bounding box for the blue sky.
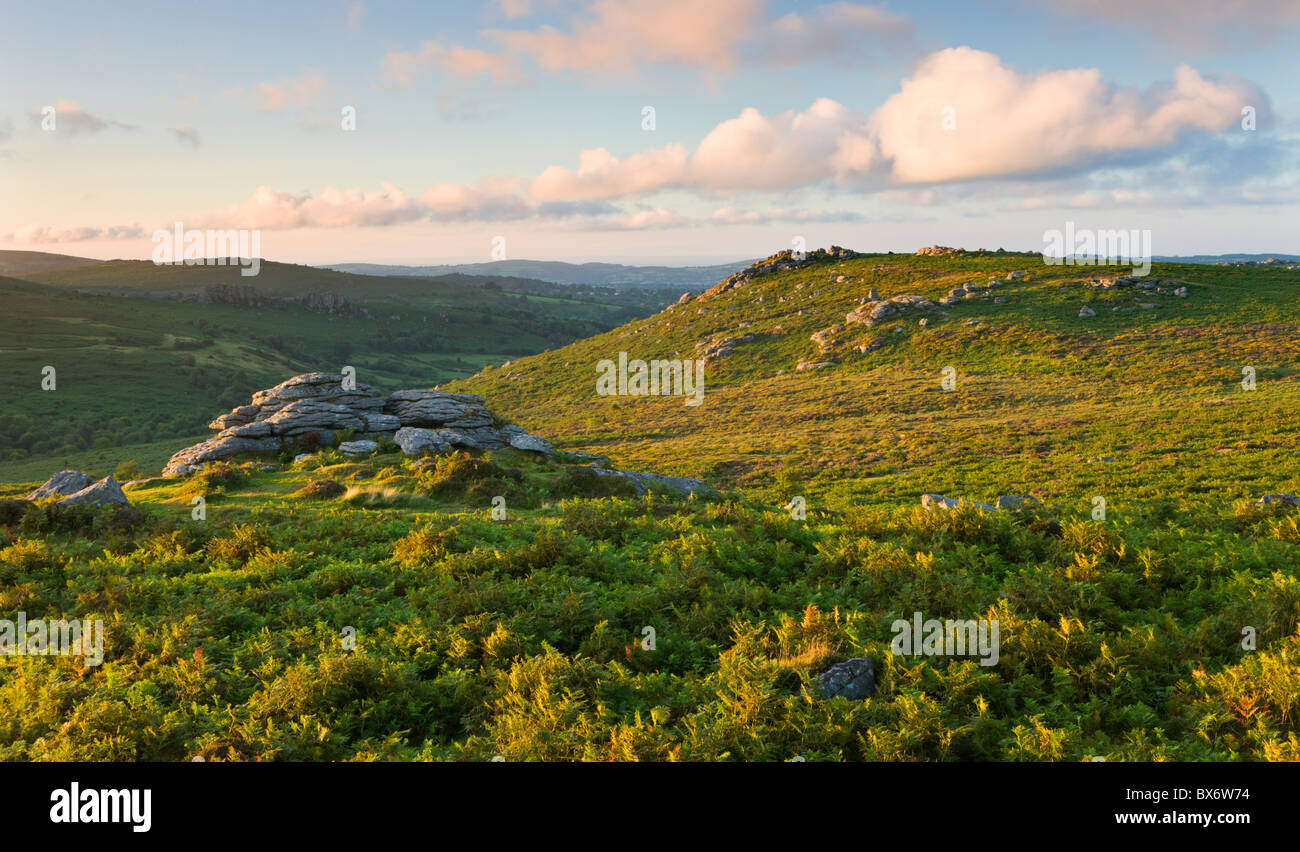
[1,0,1297,264]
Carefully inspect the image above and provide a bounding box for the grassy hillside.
[0,250,100,276]
[2,249,1297,762]
[449,251,1300,509]
[0,264,661,473]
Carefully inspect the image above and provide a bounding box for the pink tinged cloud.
[12,223,144,243]
[383,42,523,86]
[187,184,425,230]
[29,99,135,133]
[255,70,327,112]
[762,2,913,66]
[485,0,765,74]
[529,145,691,201]
[43,49,1261,237]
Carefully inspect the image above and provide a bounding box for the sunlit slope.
[451,250,1300,506]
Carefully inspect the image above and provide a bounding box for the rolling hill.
[448,248,1300,509]
[323,258,753,290]
[0,249,100,276]
[0,257,671,477]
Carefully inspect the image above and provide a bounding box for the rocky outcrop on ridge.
[163,372,555,476]
[701,246,857,300]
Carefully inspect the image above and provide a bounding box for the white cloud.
[860,48,1261,185]
[691,98,866,191]
[529,145,690,201]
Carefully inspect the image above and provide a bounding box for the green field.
[1,249,1297,761]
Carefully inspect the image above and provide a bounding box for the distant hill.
[321,259,755,291]
[21,257,672,312]
[25,258,409,298]
[1152,253,1300,265]
[0,249,101,276]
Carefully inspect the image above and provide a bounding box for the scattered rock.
[58,476,131,507]
[995,495,1039,511]
[854,336,885,354]
[845,294,932,328]
[1257,493,1300,508]
[921,493,995,511]
[26,470,96,500]
[796,359,835,371]
[1079,305,1097,318]
[696,334,754,361]
[508,433,555,455]
[164,436,284,476]
[590,468,717,498]
[921,493,961,510]
[394,426,451,457]
[818,658,876,700]
[338,440,380,456]
[810,327,839,351]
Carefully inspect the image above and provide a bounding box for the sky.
[1,0,1298,265]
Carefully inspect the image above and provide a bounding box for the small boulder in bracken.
[819,658,876,700]
[58,476,131,507]
[27,470,96,500]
